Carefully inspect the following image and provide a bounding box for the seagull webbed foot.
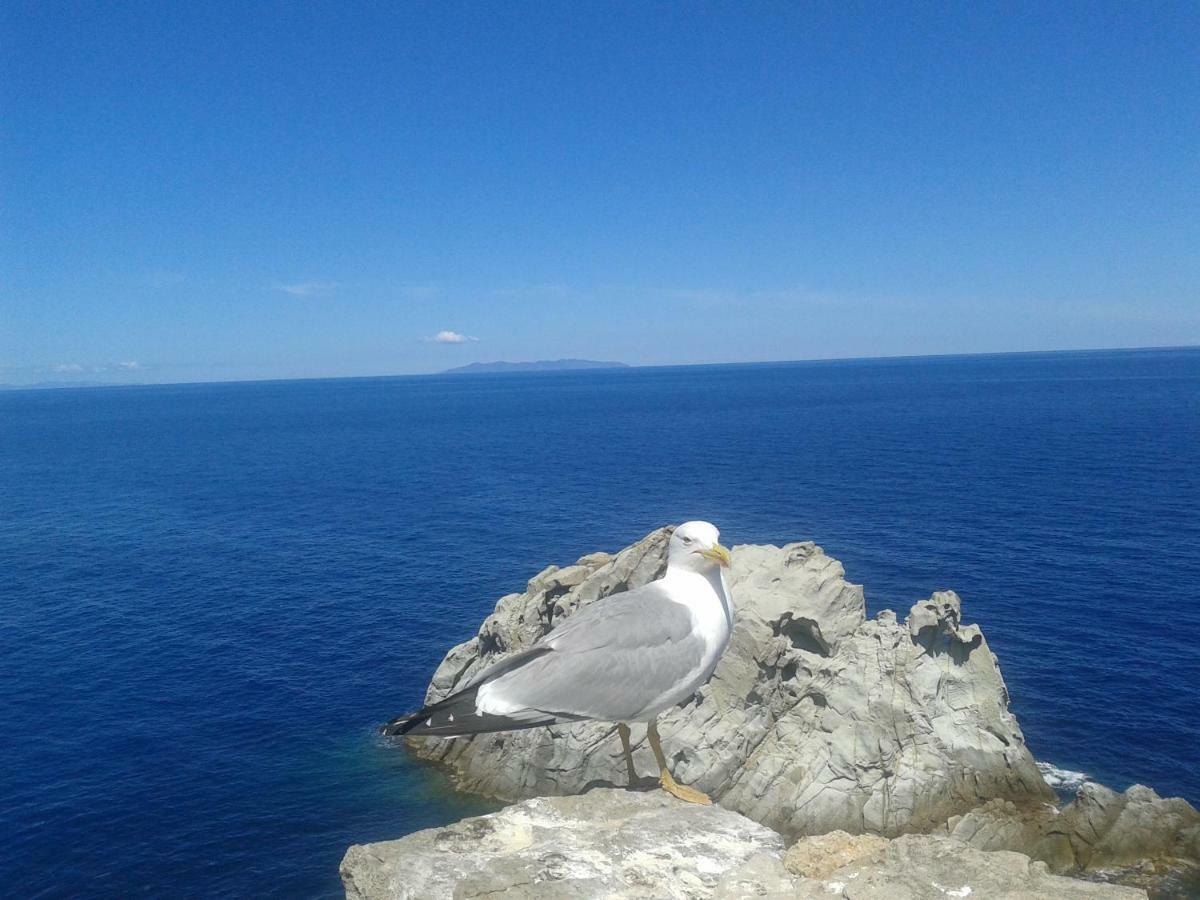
[659,769,712,805]
[644,717,712,804]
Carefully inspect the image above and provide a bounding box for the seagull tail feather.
[381,647,582,738]
[380,685,560,737]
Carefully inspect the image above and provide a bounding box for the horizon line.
[3,342,1198,393]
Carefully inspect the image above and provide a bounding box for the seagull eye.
[682,536,693,544]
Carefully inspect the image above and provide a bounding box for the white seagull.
[384,521,734,804]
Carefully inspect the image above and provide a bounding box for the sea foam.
[1037,761,1089,792]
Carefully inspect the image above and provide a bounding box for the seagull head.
[668,521,731,572]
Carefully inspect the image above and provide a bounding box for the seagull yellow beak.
[699,543,732,568]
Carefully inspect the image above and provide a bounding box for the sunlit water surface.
[2,348,1197,897]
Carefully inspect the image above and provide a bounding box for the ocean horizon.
[5,343,1198,392]
[2,346,1197,897]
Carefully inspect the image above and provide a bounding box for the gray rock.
[940,782,1200,873]
[340,790,1146,899]
[403,527,1051,837]
[812,832,1148,899]
[339,788,787,900]
[939,798,1077,872]
[1067,783,1200,870]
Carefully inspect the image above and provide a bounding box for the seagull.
[383,521,734,804]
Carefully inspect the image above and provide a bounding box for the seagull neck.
[663,564,726,600]
[663,563,734,634]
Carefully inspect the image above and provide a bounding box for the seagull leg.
[616,722,638,786]
[647,718,711,805]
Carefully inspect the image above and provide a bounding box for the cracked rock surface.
[340,789,785,900]
[940,782,1200,874]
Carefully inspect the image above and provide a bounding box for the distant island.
[441,359,630,375]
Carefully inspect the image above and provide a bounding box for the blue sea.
[2,348,1198,898]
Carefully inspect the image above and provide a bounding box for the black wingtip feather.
[380,714,418,736]
[381,684,580,738]
[379,646,577,738]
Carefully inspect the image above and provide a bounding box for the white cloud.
[54,363,84,374]
[424,330,478,344]
[273,281,336,298]
[116,361,140,370]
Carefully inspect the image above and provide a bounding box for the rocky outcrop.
[402,527,1052,838]
[340,789,1147,899]
[940,782,1200,874]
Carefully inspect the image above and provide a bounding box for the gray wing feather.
[484,581,705,721]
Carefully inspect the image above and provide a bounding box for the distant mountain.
[441,359,630,375]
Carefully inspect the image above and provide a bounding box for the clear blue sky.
[3,2,1197,384]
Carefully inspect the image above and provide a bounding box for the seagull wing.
[383,581,705,736]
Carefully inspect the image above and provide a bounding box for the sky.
[2,2,1198,385]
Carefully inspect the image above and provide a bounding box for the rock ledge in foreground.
[340,789,1146,899]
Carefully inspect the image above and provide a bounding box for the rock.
[783,829,890,878]
[340,790,1146,899]
[941,783,1200,874]
[810,832,1148,899]
[907,589,985,659]
[939,798,1077,872]
[339,788,787,900]
[711,853,813,900]
[1067,783,1200,870]
[402,527,1051,838]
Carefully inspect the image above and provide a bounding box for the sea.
[2,348,1198,898]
